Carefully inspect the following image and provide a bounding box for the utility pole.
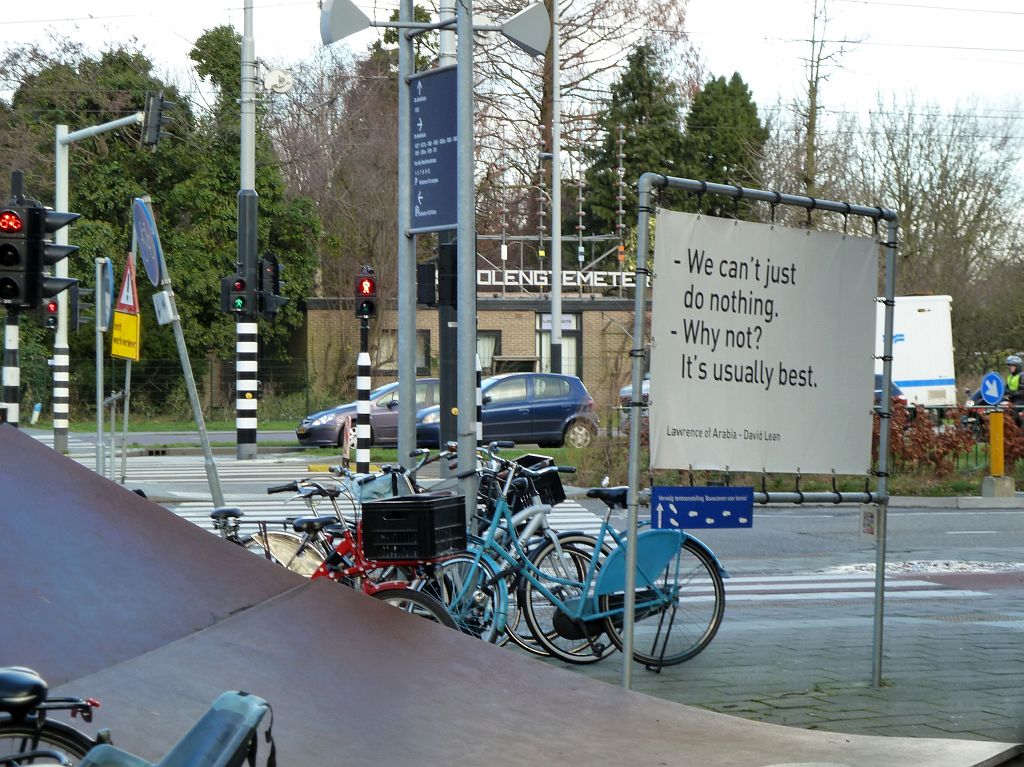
[236,0,259,460]
[549,8,562,374]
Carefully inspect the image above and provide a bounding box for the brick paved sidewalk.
[530,572,1024,747]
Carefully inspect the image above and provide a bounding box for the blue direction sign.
[651,486,754,529]
[132,197,164,287]
[981,371,1005,406]
[409,66,457,233]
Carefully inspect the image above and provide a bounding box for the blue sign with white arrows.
[409,66,457,234]
[981,371,1005,406]
[651,486,754,529]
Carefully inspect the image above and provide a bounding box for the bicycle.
[445,468,729,669]
[211,475,460,630]
[0,667,109,765]
[453,443,611,655]
[77,690,273,767]
[0,749,71,765]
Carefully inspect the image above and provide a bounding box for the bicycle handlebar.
[267,481,299,495]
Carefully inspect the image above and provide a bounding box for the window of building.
[477,331,501,375]
[535,313,581,376]
[375,330,430,375]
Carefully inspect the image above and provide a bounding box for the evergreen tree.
[583,43,687,240]
[679,73,768,218]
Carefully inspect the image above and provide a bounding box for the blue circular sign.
[981,371,1005,406]
[132,198,163,287]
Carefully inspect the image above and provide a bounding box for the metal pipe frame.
[624,173,898,690]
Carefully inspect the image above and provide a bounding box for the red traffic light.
[45,300,58,313]
[0,210,23,233]
[356,276,376,297]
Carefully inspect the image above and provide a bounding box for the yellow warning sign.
[111,311,141,361]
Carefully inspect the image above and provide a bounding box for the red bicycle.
[211,475,459,629]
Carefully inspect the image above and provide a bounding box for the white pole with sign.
[132,197,224,507]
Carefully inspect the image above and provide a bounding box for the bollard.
[990,409,1004,477]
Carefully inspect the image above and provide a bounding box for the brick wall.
[303,296,645,416]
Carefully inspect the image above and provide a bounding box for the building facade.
[301,267,648,423]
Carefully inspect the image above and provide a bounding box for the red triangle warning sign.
[115,254,140,315]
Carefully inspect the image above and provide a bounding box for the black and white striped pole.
[475,354,482,445]
[355,267,377,474]
[2,312,18,426]
[235,316,258,458]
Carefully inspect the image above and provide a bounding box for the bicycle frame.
[465,496,697,628]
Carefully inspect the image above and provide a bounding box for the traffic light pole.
[236,0,259,461]
[2,311,18,426]
[54,115,142,453]
[356,316,371,474]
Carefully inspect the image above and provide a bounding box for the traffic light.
[258,253,287,319]
[28,206,80,305]
[42,298,58,330]
[143,91,173,147]
[355,268,377,318]
[68,284,87,332]
[416,262,437,307]
[0,206,30,307]
[227,274,253,315]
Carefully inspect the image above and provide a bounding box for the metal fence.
[35,358,350,424]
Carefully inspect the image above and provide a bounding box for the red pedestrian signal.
[357,276,376,297]
[44,299,57,329]
[354,269,377,318]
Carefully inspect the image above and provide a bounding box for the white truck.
[874,295,956,408]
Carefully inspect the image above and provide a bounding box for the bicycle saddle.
[586,486,628,509]
[210,507,244,521]
[291,516,341,535]
[0,667,47,718]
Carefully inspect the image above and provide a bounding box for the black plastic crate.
[361,494,466,561]
[512,453,565,506]
[514,453,555,471]
[531,469,566,506]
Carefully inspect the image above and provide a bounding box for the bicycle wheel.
[243,531,325,577]
[370,587,458,630]
[0,718,94,765]
[519,540,614,664]
[504,533,610,657]
[600,537,725,668]
[420,553,509,643]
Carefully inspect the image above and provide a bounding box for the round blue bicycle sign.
[132,197,164,287]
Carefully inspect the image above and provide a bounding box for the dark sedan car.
[296,378,439,449]
[416,372,599,449]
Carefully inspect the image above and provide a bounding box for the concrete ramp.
[1,425,1019,766]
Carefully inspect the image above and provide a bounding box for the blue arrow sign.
[132,197,164,287]
[650,486,754,529]
[409,66,457,234]
[981,371,1005,406]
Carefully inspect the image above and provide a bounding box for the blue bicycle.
[444,464,728,668]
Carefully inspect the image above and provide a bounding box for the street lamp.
[320,0,549,519]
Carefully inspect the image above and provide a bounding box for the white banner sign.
[650,211,878,474]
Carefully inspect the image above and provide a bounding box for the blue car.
[416,372,599,449]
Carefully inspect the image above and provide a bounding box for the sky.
[2,0,1022,118]
[686,0,1024,119]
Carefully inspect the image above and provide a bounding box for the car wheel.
[564,419,594,449]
